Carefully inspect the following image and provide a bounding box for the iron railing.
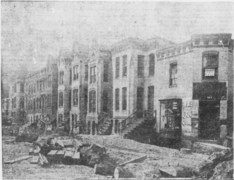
[120,110,137,133]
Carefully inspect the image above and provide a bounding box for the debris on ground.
[193,149,233,179]
[2,133,233,179]
[4,155,33,164]
[193,142,231,155]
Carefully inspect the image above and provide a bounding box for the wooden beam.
[4,155,32,164]
[120,155,147,166]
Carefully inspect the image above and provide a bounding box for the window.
[115,88,119,111]
[149,54,155,76]
[85,65,88,81]
[37,81,39,91]
[33,99,35,110]
[115,57,120,78]
[73,65,78,81]
[20,83,24,93]
[39,97,41,109]
[103,91,108,112]
[103,63,109,82]
[73,89,78,106]
[69,68,72,85]
[160,100,181,130]
[148,86,154,114]
[90,66,96,83]
[59,71,64,84]
[20,98,24,109]
[72,114,78,128]
[202,51,219,80]
[89,90,96,113]
[48,75,52,87]
[169,63,177,86]
[47,94,51,107]
[58,114,63,125]
[138,55,144,77]
[122,55,127,77]
[59,92,63,107]
[122,87,127,110]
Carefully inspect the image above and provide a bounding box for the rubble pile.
[3,134,233,179]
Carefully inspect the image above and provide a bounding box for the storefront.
[159,99,182,142]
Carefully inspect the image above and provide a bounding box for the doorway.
[199,101,220,140]
[137,87,144,118]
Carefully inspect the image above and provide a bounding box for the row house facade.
[86,44,113,135]
[57,50,72,131]
[2,33,233,148]
[24,56,58,125]
[110,34,233,147]
[6,76,26,125]
[70,43,89,134]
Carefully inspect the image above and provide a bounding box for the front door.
[137,87,144,118]
[199,101,220,140]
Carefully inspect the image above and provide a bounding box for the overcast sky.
[1,1,234,80]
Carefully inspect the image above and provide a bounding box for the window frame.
[122,55,127,77]
[169,62,178,87]
[115,57,120,78]
[90,66,96,84]
[122,87,127,111]
[89,90,96,113]
[137,55,144,77]
[73,89,79,106]
[103,63,109,82]
[115,88,120,111]
[149,54,155,76]
[59,91,63,107]
[73,65,79,81]
[202,51,219,81]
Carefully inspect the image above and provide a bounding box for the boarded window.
[115,88,119,111]
[138,55,144,77]
[73,89,78,106]
[122,87,127,110]
[122,55,127,76]
[103,63,109,82]
[116,57,120,78]
[202,51,219,80]
[149,54,155,76]
[170,63,177,86]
